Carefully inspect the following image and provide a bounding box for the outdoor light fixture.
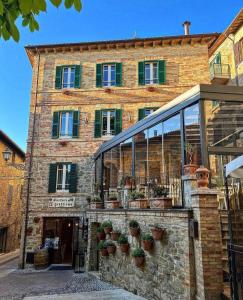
[2,147,12,162]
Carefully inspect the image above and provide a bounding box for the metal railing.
[210,63,231,80]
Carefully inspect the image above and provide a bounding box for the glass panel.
[60,113,67,136]
[120,138,133,178]
[102,111,108,135]
[94,156,102,196]
[56,165,64,190]
[184,104,201,166]
[152,62,158,83]
[110,111,115,135]
[103,65,109,87]
[68,112,73,136]
[69,67,75,88]
[163,114,182,206]
[145,63,150,85]
[65,164,71,189]
[135,130,148,188]
[63,67,69,88]
[110,65,116,86]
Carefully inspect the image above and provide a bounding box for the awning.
[225,155,243,178]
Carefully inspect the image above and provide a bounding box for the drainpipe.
[21,48,41,269]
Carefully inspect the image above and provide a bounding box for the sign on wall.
[49,198,75,208]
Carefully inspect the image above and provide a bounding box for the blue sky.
[0,0,242,151]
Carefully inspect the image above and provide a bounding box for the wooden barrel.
[34,248,49,269]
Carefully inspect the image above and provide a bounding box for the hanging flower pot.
[98,241,108,257]
[129,220,140,237]
[119,243,129,253]
[106,242,116,254]
[100,248,109,257]
[195,166,210,188]
[110,231,121,241]
[97,226,106,240]
[102,220,113,234]
[142,234,154,251]
[151,227,165,241]
[132,248,145,267]
[118,234,129,253]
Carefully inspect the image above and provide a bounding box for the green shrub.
[105,240,115,247]
[132,248,145,257]
[152,185,168,198]
[130,191,145,200]
[141,233,154,241]
[118,234,128,244]
[102,220,112,229]
[97,226,104,233]
[108,192,118,200]
[129,220,139,228]
[97,240,107,250]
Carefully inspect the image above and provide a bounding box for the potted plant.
[141,233,154,251]
[128,191,148,209]
[183,143,199,175]
[97,240,108,257]
[106,240,116,254]
[149,185,172,209]
[110,230,121,241]
[97,226,106,240]
[102,220,113,234]
[90,196,102,209]
[132,248,145,267]
[151,224,165,241]
[118,234,129,253]
[129,220,140,237]
[106,192,120,209]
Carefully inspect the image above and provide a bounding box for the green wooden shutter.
[115,109,122,135]
[74,65,82,88]
[96,64,102,87]
[138,109,145,121]
[48,164,57,193]
[72,111,80,138]
[158,60,166,84]
[52,112,60,139]
[55,66,63,89]
[94,110,102,138]
[69,164,77,193]
[115,63,122,86]
[138,62,145,85]
[215,52,221,64]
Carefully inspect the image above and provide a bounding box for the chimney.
[183,21,191,35]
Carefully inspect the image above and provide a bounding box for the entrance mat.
[48,264,73,271]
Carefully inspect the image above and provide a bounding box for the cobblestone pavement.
[0,259,117,300]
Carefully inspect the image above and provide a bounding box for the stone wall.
[86,209,195,300]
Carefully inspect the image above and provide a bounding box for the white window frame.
[103,64,116,87]
[145,62,158,85]
[56,164,71,192]
[62,67,75,88]
[102,110,115,136]
[59,111,73,138]
[144,108,155,117]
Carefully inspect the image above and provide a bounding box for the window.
[102,110,116,136]
[103,65,116,87]
[59,112,73,138]
[145,108,156,117]
[145,62,158,84]
[56,164,71,191]
[138,107,159,121]
[62,67,75,88]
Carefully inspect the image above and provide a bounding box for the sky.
[0,0,242,151]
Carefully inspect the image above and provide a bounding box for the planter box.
[142,240,154,251]
[129,199,148,209]
[90,202,102,209]
[133,256,145,267]
[149,197,172,209]
[106,200,120,209]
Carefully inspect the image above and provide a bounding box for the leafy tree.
[0,0,82,42]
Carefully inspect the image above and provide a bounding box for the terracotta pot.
[183,164,199,175]
[97,232,106,240]
[107,245,116,254]
[195,166,210,188]
[149,198,172,209]
[110,232,120,241]
[100,249,108,257]
[129,199,149,209]
[104,226,112,234]
[106,200,120,209]
[147,86,156,92]
[129,226,140,237]
[142,239,154,251]
[151,228,165,240]
[90,202,102,209]
[133,256,145,267]
[59,141,68,146]
[119,243,129,253]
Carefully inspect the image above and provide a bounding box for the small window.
[102,110,116,136]
[56,164,71,191]
[144,108,156,117]
[62,67,75,88]
[103,64,116,87]
[59,112,73,138]
[145,62,158,85]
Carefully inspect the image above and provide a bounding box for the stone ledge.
[191,188,219,196]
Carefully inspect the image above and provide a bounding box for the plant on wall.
[118,234,129,253]
[132,247,145,267]
[102,220,113,234]
[141,233,154,251]
[129,220,140,237]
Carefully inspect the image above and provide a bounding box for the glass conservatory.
[94,84,243,209]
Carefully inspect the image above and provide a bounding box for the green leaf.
[50,0,62,7]
[9,21,20,41]
[73,0,81,11]
[0,0,3,16]
[22,17,29,26]
[33,0,46,11]
[64,0,74,9]
[19,0,33,15]
[1,23,11,40]
[32,18,39,30]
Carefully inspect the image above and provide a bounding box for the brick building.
[0,130,25,253]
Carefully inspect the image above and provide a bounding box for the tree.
[0,0,82,42]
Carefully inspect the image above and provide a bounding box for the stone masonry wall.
[87,209,195,300]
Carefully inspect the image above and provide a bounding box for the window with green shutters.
[55,65,82,89]
[48,163,77,193]
[138,60,166,85]
[96,63,122,87]
[138,107,160,121]
[94,109,122,137]
[52,111,80,139]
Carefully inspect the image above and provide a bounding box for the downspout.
[21,48,40,269]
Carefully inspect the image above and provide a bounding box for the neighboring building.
[209,9,243,86]
[21,25,219,265]
[0,130,25,253]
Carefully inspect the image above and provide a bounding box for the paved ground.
[0,259,146,300]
